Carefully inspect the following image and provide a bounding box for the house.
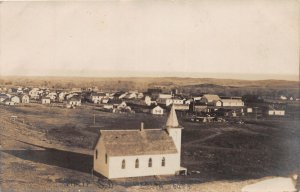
[66,93,78,100]
[0,94,9,102]
[158,93,172,99]
[93,105,186,179]
[21,94,30,103]
[90,92,106,103]
[102,100,130,113]
[58,92,67,102]
[29,88,41,99]
[17,87,23,94]
[144,96,157,106]
[101,98,110,104]
[41,97,51,104]
[201,94,221,105]
[8,88,18,94]
[67,96,81,107]
[124,91,138,99]
[247,107,253,113]
[3,98,15,105]
[47,92,57,101]
[280,95,287,100]
[165,98,185,106]
[268,109,285,116]
[10,96,20,104]
[150,105,164,115]
[220,99,244,107]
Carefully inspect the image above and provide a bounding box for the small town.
[0,78,299,192]
[0,85,298,118]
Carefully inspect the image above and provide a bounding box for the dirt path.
[183,132,222,147]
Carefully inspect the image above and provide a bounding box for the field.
[0,103,299,192]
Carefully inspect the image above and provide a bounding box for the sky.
[0,0,299,80]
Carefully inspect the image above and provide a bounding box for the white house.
[21,94,30,103]
[220,99,244,107]
[268,109,285,116]
[158,93,172,99]
[41,97,51,104]
[90,93,106,103]
[67,96,81,107]
[150,105,164,115]
[11,96,20,104]
[93,105,186,179]
[165,98,185,106]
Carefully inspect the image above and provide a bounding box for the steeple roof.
[166,105,180,128]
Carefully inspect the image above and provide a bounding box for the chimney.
[140,122,144,131]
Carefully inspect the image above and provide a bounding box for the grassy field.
[0,103,299,191]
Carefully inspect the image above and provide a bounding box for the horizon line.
[0,73,299,82]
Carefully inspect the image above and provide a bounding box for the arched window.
[105,153,108,164]
[148,158,152,167]
[95,150,98,159]
[122,159,126,169]
[161,157,165,167]
[135,159,139,168]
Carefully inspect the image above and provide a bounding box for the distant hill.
[0,76,298,98]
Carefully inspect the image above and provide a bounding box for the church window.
[95,150,98,159]
[122,159,126,169]
[148,158,152,167]
[135,159,139,168]
[105,153,108,164]
[162,157,165,167]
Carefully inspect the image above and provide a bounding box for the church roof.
[99,129,177,156]
[166,105,180,128]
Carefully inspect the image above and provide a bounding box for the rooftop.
[100,129,177,156]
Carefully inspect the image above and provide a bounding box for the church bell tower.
[166,105,183,155]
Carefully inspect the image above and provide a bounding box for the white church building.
[93,105,187,179]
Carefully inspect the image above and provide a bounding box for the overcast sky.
[0,0,299,80]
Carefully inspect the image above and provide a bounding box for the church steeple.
[166,104,180,128]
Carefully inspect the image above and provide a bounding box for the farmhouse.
[93,105,186,179]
